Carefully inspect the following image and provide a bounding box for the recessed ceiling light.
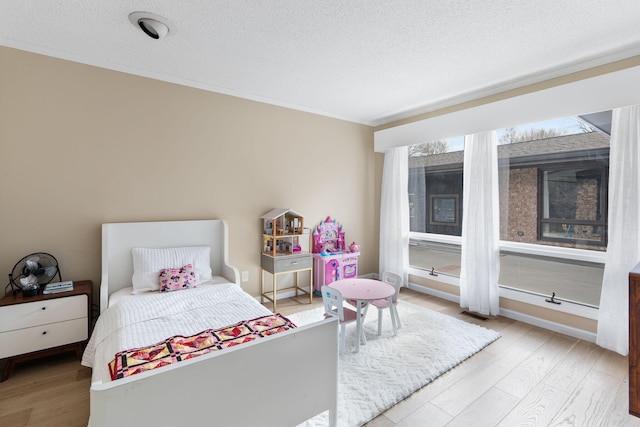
[129,12,175,40]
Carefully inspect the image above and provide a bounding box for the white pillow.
[131,246,213,294]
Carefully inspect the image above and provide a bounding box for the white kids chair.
[321,285,366,353]
[369,271,402,335]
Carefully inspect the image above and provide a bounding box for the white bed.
[85,219,338,427]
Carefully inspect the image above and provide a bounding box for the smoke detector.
[129,12,175,40]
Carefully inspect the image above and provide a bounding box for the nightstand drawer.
[0,295,87,333]
[262,254,312,273]
[0,317,87,358]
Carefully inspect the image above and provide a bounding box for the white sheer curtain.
[459,131,500,316]
[379,146,409,285]
[597,105,640,356]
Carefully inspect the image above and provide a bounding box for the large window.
[408,115,610,307]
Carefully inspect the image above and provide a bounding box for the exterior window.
[538,165,607,246]
[409,168,463,236]
[430,194,459,226]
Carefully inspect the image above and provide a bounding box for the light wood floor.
[1,288,637,427]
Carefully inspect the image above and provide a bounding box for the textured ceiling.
[2,1,640,125]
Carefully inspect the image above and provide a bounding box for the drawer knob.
[42,331,47,335]
[41,307,46,310]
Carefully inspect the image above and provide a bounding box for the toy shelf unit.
[312,216,360,293]
[260,208,312,312]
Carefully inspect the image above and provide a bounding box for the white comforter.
[82,283,272,384]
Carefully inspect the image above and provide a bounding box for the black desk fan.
[8,252,62,296]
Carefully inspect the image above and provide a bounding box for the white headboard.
[100,219,239,313]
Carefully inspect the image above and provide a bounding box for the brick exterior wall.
[576,179,598,220]
[503,168,538,243]
[574,178,601,241]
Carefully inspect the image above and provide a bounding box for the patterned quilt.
[109,313,296,380]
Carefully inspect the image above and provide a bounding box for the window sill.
[410,232,607,264]
[408,266,599,320]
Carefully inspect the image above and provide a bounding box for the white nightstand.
[0,280,92,381]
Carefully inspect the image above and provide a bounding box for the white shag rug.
[290,301,500,427]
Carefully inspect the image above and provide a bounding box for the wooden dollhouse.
[312,216,360,292]
[261,208,308,257]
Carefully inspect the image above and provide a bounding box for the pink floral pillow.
[159,264,197,292]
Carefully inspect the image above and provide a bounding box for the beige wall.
[0,46,378,302]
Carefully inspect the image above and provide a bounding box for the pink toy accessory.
[312,216,346,254]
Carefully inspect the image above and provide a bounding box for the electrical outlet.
[241,271,249,282]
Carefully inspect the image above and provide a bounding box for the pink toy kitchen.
[312,216,360,294]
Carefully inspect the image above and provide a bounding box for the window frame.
[409,166,464,236]
[536,161,608,247]
[429,194,460,226]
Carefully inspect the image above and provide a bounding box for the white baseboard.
[407,282,459,303]
[498,308,597,343]
[257,278,598,343]
[406,282,597,343]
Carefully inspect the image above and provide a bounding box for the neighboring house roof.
[409,132,610,171]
